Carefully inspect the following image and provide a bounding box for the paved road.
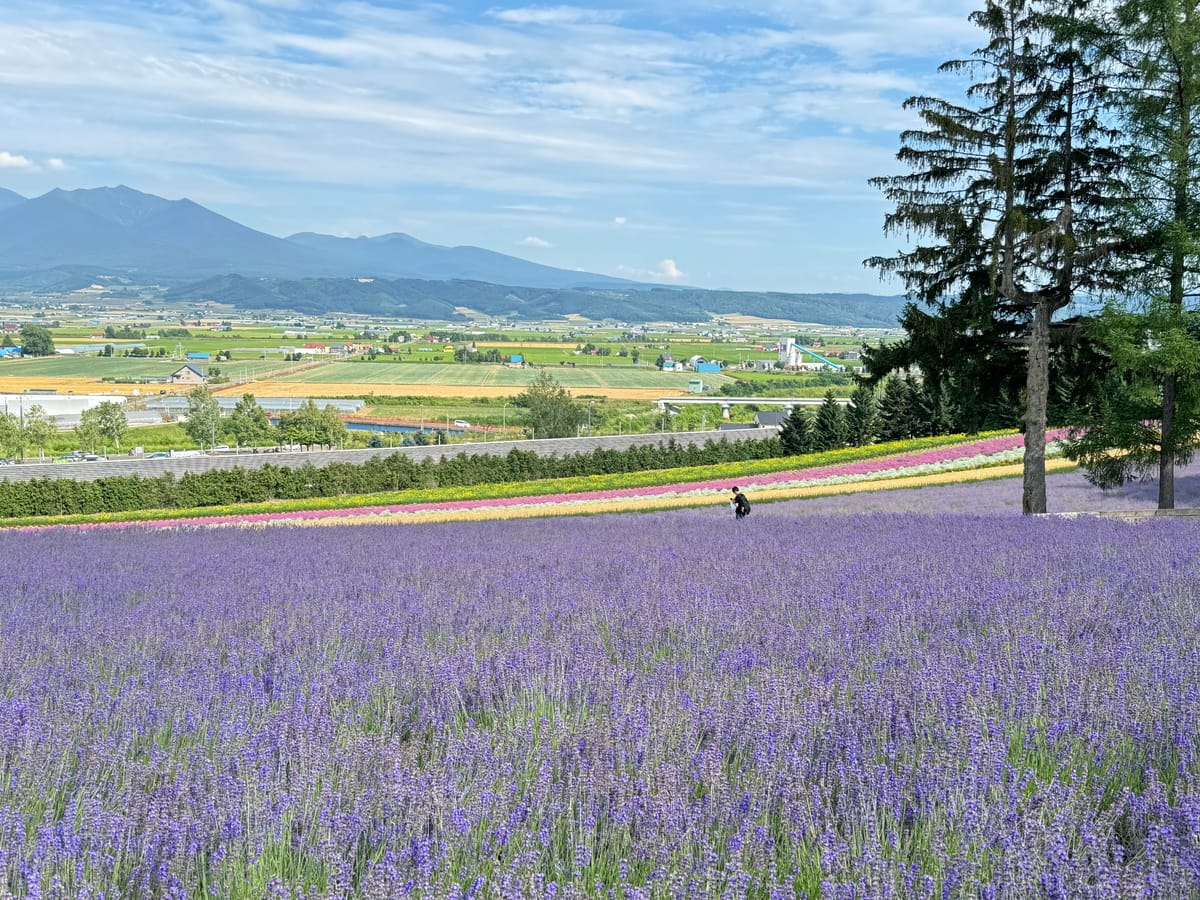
[0,428,774,484]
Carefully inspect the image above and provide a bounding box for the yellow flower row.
[277,458,1078,528]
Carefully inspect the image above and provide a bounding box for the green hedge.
[0,436,784,518]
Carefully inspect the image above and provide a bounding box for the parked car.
[147,451,171,459]
[453,420,471,429]
[0,458,15,466]
[81,454,105,462]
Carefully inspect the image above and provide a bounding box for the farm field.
[0,357,294,379]
[0,357,187,379]
[222,361,733,400]
[270,361,732,389]
[1,508,1197,896]
[0,357,297,399]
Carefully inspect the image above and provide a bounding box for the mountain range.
[0,185,907,325]
[0,185,637,289]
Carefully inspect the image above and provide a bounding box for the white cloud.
[46,157,67,170]
[490,6,623,26]
[655,259,685,281]
[520,235,553,248]
[613,216,628,225]
[0,151,34,169]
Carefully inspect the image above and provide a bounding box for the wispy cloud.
[0,0,984,291]
[489,6,624,26]
[520,235,553,248]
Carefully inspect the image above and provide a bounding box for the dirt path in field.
[213,381,684,400]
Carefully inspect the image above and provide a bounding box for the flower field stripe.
[135,457,1078,528]
[0,432,1009,530]
[11,432,1073,531]
[297,458,1079,525]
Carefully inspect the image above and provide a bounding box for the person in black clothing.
[731,486,751,520]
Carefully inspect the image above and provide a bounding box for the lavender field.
[1,512,1199,898]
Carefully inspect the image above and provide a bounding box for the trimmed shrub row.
[0,437,783,519]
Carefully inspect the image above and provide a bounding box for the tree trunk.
[1023,299,1050,515]
[1159,372,1176,510]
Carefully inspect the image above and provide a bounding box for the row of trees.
[65,391,349,457]
[776,377,961,455]
[0,437,784,519]
[867,0,1200,512]
[0,405,56,460]
[183,388,346,449]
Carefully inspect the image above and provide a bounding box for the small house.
[170,364,207,385]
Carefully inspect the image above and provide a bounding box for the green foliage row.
[0,436,787,519]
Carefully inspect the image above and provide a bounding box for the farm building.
[186,352,211,361]
[755,411,787,427]
[170,364,207,385]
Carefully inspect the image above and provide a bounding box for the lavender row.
[748,462,1200,517]
[0,513,1197,898]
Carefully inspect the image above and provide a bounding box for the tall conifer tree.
[868,0,1117,513]
[1065,0,1200,508]
[778,405,812,455]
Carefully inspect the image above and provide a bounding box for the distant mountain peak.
[44,184,175,228]
[0,187,25,212]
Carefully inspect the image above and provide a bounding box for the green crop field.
[0,357,186,379]
[272,361,733,391]
[0,356,293,381]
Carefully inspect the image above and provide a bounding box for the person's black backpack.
[736,492,751,516]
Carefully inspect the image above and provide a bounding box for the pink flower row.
[40,431,1064,531]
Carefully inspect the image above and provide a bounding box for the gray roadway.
[0,428,773,484]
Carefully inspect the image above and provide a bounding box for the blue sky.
[0,1,980,293]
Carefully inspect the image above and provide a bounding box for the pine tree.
[876,376,915,442]
[811,391,849,451]
[1065,0,1200,509]
[867,0,1119,513]
[778,405,812,455]
[845,384,878,447]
